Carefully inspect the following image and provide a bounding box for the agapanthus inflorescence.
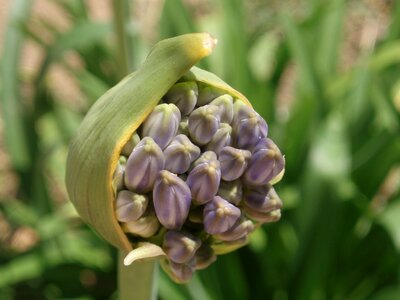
[113,80,285,283]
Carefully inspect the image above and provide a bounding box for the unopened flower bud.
[233,101,268,150]
[164,82,198,116]
[122,213,160,238]
[243,206,281,223]
[187,159,221,204]
[205,123,232,154]
[214,217,254,242]
[124,137,165,193]
[217,180,243,206]
[203,196,241,234]
[169,260,195,283]
[188,105,220,145]
[164,134,201,174]
[243,185,282,213]
[115,190,149,222]
[153,170,191,230]
[190,151,217,171]
[209,94,234,123]
[141,103,181,149]
[112,156,126,194]
[195,243,217,270]
[163,230,201,263]
[197,82,224,106]
[219,146,251,181]
[121,132,141,157]
[243,138,285,186]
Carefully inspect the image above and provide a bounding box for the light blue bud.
[203,196,241,234]
[153,170,191,230]
[187,159,221,204]
[219,146,251,181]
[163,134,201,174]
[124,137,165,193]
[243,138,285,186]
[232,100,268,150]
[214,217,254,242]
[205,123,232,154]
[217,180,243,205]
[164,82,198,116]
[163,230,201,263]
[243,185,282,213]
[188,105,220,145]
[210,94,234,123]
[190,151,218,171]
[141,103,181,149]
[115,190,149,222]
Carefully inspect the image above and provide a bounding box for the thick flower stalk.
[65,33,285,295]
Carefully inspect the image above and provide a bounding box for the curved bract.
[66,33,218,253]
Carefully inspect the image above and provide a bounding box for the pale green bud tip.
[122,214,160,238]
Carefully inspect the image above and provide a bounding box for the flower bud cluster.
[112,80,285,283]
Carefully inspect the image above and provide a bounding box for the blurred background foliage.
[0,0,399,299]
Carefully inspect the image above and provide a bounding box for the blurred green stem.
[118,251,158,300]
[112,0,133,78]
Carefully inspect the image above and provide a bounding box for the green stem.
[112,0,132,78]
[118,251,158,300]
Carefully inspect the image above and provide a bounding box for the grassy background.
[1,0,400,299]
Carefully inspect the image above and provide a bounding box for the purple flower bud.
[141,103,181,149]
[190,151,217,171]
[209,94,234,123]
[217,180,243,205]
[233,100,268,150]
[169,259,195,283]
[187,159,221,204]
[153,170,191,230]
[112,157,126,194]
[243,138,285,186]
[197,82,224,106]
[122,213,160,238]
[163,230,201,263]
[115,190,149,222]
[195,243,217,270]
[124,137,165,193]
[188,105,220,145]
[205,123,233,154]
[203,196,241,234]
[163,134,201,174]
[243,185,282,213]
[214,217,254,242]
[219,146,251,181]
[164,82,198,116]
[243,206,281,223]
[121,132,140,157]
